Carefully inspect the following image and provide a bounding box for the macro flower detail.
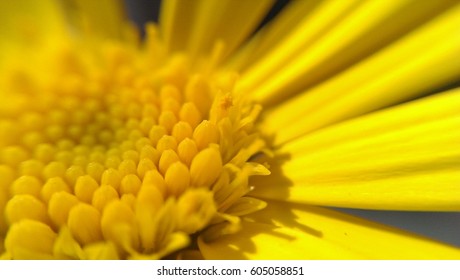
[0,14,269,261]
[1,0,460,259]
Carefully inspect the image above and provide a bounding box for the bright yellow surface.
[253,91,460,210]
[0,0,459,260]
[260,2,460,145]
[200,201,460,259]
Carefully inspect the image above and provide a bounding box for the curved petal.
[238,0,457,104]
[252,90,460,211]
[226,0,323,71]
[259,2,460,145]
[199,201,460,259]
[185,0,274,60]
[160,0,273,58]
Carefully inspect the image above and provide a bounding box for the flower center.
[0,24,270,259]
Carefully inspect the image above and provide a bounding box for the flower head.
[1,0,459,259]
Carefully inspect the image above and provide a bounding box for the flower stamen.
[0,23,270,260]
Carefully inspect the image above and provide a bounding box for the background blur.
[124,0,460,247]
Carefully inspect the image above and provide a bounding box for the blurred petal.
[236,0,362,90]
[227,0,323,70]
[160,0,273,59]
[252,90,460,211]
[199,201,460,259]
[186,0,274,60]
[0,0,67,62]
[159,0,197,52]
[238,0,457,103]
[259,2,460,145]
[0,0,66,40]
[63,0,127,39]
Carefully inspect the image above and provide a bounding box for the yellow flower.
[0,0,459,259]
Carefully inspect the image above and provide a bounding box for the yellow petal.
[62,0,128,40]
[259,2,460,145]
[225,197,267,217]
[53,227,85,260]
[159,0,198,53]
[200,219,360,260]
[236,0,362,92]
[83,242,119,260]
[238,0,457,103]
[176,189,216,234]
[252,91,460,211]
[227,0,323,70]
[186,0,274,60]
[277,88,460,154]
[0,0,66,53]
[199,201,460,259]
[160,0,274,59]
[101,200,139,251]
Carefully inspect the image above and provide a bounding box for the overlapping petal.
[252,89,460,211]
[199,201,460,259]
[0,0,459,260]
